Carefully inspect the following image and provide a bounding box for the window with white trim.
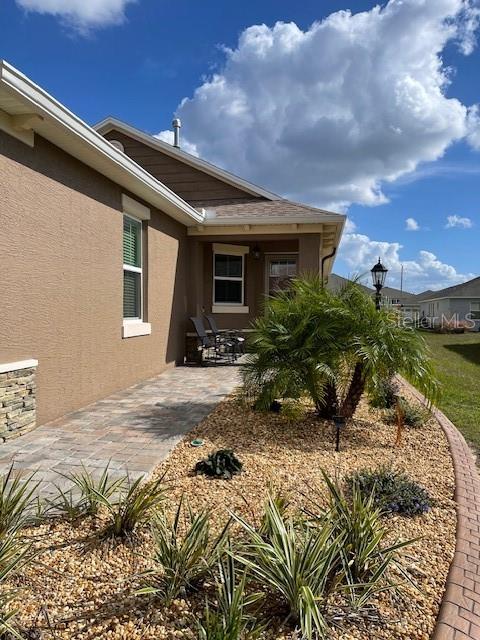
[213,247,245,306]
[470,301,480,320]
[123,215,143,319]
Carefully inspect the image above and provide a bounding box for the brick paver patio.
[0,365,241,496]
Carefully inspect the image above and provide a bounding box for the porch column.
[187,239,204,317]
[298,234,322,277]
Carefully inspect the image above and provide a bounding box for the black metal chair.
[204,315,245,359]
[189,316,235,365]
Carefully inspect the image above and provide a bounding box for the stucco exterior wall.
[420,298,480,330]
[0,131,188,425]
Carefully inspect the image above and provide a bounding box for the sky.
[1,0,480,292]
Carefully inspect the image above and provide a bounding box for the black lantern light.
[252,245,261,260]
[371,257,388,310]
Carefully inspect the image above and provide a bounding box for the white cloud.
[173,0,480,210]
[154,130,199,157]
[445,214,473,228]
[405,217,420,231]
[15,0,135,31]
[339,229,475,292]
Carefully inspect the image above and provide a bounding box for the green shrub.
[368,377,398,409]
[308,472,415,609]
[232,496,337,639]
[280,400,306,423]
[195,450,243,480]
[95,475,166,538]
[348,467,432,517]
[197,552,264,640]
[384,397,427,428]
[58,464,126,517]
[139,495,230,602]
[0,466,39,536]
[0,533,31,638]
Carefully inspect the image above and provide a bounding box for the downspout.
[321,246,337,287]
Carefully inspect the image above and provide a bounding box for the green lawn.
[421,331,480,451]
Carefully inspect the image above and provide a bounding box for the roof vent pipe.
[172,118,181,148]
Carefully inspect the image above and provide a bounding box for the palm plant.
[243,276,438,421]
[197,551,264,640]
[139,495,230,602]
[335,283,439,418]
[232,496,341,639]
[242,277,345,416]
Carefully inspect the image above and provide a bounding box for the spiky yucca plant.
[94,474,165,538]
[59,463,127,517]
[232,496,340,639]
[0,465,39,536]
[138,495,230,602]
[197,551,264,640]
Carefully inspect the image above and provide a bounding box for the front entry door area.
[266,255,298,297]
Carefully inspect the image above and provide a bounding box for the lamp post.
[371,258,388,310]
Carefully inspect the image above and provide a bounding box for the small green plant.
[233,496,339,639]
[384,398,427,428]
[195,450,243,480]
[307,471,415,609]
[59,463,126,517]
[0,466,39,536]
[348,466,433,517]
[95,475,166,538]
[139,495,229,602]
[280,400,306,424]
[46,486,84,521]
[197,552,264,640]
[0,533,32,638]
[369,377,398,409]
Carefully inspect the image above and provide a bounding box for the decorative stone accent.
[0,360,38,440]
[400,377,480,640]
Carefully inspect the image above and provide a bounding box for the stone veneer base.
[0,360,37,440]
[400,377,480,640]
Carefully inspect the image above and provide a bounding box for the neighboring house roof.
[417,276,480,301]
[381,286,420,304]
[94,117,281,202]
[326,273,372,295]
[202,199,345,225]
[0,60,203,226]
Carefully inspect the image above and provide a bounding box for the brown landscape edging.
[399,377,480,640]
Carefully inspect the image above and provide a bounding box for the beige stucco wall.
[0,132,188,425]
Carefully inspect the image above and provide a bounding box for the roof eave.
[0,61,203,226]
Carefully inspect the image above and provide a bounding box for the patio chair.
[189,316,235,365]
[204,315,245,359]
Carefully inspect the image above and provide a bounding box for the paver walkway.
[0,365,241,496]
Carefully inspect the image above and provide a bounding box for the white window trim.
[470,301,480,320]
[122,212,151,338]
[212,244,249,312]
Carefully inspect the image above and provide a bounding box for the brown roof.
[198,199,343,221]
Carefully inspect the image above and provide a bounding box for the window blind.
[123,270,140,318]
[123,216,141,267]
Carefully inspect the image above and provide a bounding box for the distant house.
[327,275,420,320]
[380,286,420,321]
[418,277,480,331]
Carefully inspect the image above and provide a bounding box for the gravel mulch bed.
[10,391,455,640]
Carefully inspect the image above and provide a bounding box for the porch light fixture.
[371,257,388,310]
[252,245,261,259]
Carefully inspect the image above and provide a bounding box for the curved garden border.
[399,377,480,640]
